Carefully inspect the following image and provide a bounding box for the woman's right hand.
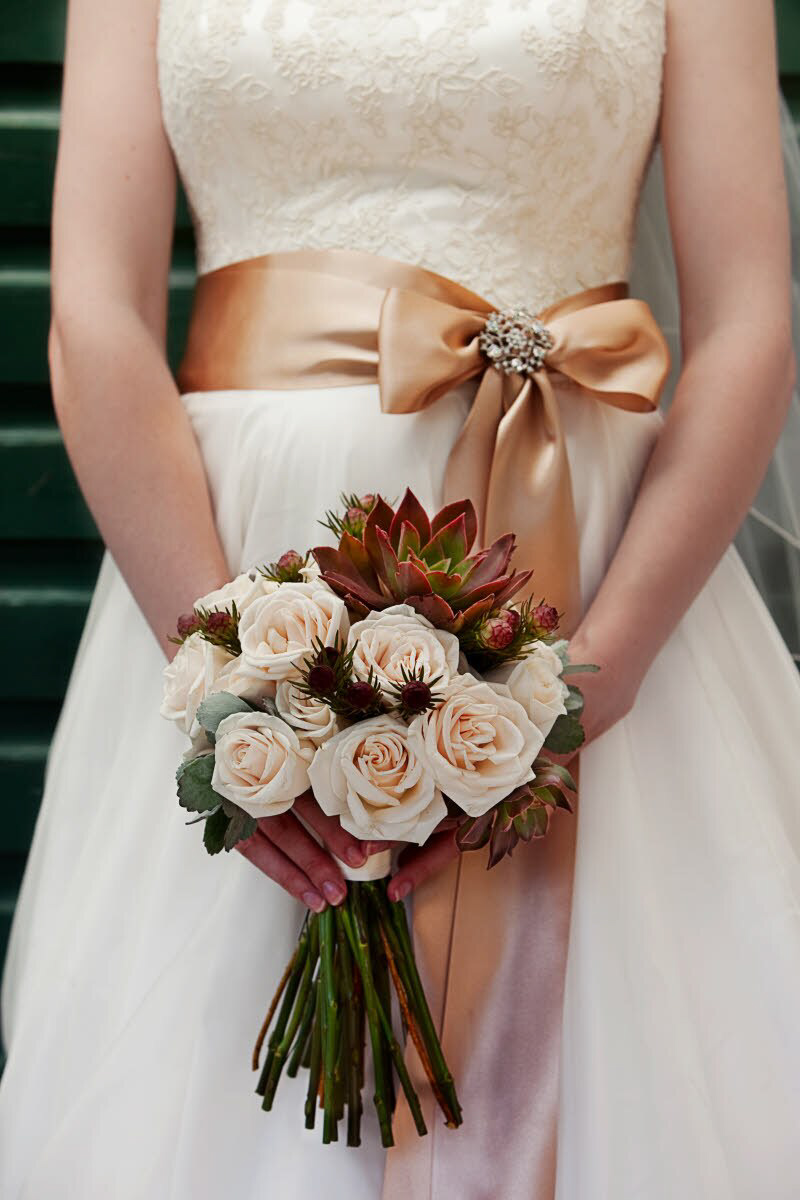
[237,791,389,912]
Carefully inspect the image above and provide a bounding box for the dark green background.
[1,5,799,985]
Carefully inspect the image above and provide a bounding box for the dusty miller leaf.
[176,753,220,813]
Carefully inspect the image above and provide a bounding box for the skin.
[50,0,794,910]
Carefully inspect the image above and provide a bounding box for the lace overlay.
[156,0,665,310]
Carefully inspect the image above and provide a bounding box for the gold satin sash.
[178,247,670,633]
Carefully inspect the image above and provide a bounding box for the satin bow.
[378,281,671,630]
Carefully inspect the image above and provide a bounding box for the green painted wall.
[1,5,799,983]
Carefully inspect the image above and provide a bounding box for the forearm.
[572,323,795,681]
[50,302,231,659]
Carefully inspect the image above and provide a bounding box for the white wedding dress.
[3,2,800,1197]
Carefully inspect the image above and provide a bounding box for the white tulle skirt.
[2,381,800,1199]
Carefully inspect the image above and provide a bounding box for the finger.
[261,812,348,907]
[237,829,327,913]
[387,830,459,902]
[292,794,369,868]
[293,794,392,864]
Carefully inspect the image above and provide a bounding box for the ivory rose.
[210,654,276,706]
[211,711,310,820]
[238,582,348,684]
[195,570,278,616]
[308,714,446,843]
[160,633,232,736]
[488,642,569,739]
[347,604,460,698]
[408,674,544,817]
[275,680,341,748]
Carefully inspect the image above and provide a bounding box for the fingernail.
[322,880,346,905]
[390,881,411,902]
[346,846,366,867]
[302,891,326,913]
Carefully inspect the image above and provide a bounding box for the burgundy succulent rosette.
[161,490,591,1148]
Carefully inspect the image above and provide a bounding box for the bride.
[2,0,800,1197]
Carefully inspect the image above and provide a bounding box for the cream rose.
[211,711,310,820]
[210,654,277,707]
[347,604,460,699]
[308,714,446,843]
[275,680,341,750]
[238,582,348,684]
[408,674,544,817]
[196,571,278,616]
[160,633,233,736]
[488,643,569,739]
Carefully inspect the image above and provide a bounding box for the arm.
[568,0,795,742]
[50,0,230,660]
[388,0,795,900]
[53,0,380,906]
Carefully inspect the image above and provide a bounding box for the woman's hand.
[237,791,390,913]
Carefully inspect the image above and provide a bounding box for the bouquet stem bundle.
[253,879,462,1147]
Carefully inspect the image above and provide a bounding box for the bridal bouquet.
[161,490,590,1147]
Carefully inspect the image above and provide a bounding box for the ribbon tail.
[485,372,583,632]
[440,368,508,545]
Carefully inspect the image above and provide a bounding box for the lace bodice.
[156,0,665,310]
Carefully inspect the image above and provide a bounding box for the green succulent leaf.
[203,806,230,855]
[533,758,578,793]
[176,753,220,813]
[430,498,478,550]
[396,520,422,561]
[564,685,584,716]
[196,691,253,737]
[487,823,519,869]
[421,513,469,568]
[543,713,586,755]
[561,662,601,675]
[455,811,494,851]
[389,488,432,549]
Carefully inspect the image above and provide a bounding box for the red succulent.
[312,489,532,633]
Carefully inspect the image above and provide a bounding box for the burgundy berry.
[400,680,432,713]
[344,681,378,710]
[307,664,336,695]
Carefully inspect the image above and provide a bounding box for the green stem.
[256,923,310,1097]
[262,921,319,1109]
[368,893,396,1115]
[334,906,363,1147]
[340,895,395,1148]
[369,881,462,1127]
[304,970,324,1130]
[319,907,339,1144]
[287,976,317,1078]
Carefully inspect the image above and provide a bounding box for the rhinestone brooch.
[478,308,554,377]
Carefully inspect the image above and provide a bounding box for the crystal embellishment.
[478,308,555,377]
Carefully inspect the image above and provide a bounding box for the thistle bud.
[271,549,306,582]
[307,663,336,696]
[344,507,369,536]
[358,493,376,512]
[177,611,201,639]
[206,610,235,636]
[532,603,559,633]
[278,549,303,571]
[400,679,432,714]
[483,608,521,650]
[343,681,379,711]
[322,646,341,667]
